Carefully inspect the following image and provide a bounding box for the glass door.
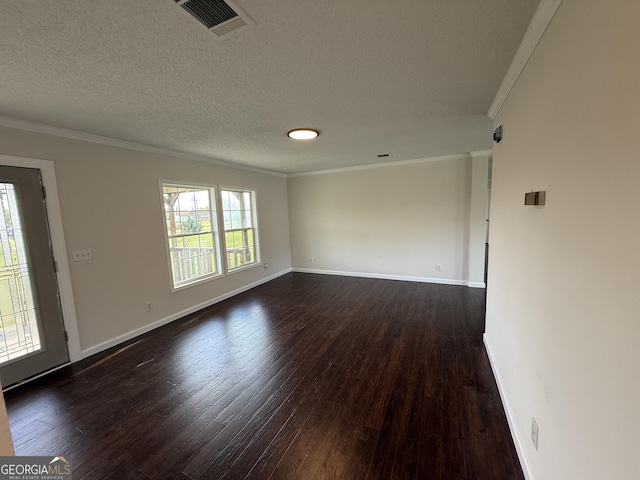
[0,166,68,387]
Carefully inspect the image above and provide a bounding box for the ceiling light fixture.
[287,128,319,140]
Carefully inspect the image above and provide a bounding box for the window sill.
[226,262,262,275]
[170,272,224,293]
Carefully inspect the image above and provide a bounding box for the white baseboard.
[292,267,469,286]
[81,268,292,359]
[483,334,534,480]
[467,281,486,289]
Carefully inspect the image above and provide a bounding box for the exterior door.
[0,166,68,387]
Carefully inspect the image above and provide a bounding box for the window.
[220,188,259,271]
[162,183,221,289]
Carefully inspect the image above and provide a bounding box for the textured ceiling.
[0,0,540,174]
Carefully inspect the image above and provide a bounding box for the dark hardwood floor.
[4,273,523,479]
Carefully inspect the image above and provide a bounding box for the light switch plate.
[72,249,93,262]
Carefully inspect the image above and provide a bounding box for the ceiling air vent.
[174,0,255,39]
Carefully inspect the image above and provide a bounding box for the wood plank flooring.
[4,273,523,479]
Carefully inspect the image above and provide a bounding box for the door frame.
[0,155,81,364]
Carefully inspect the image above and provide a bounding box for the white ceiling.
[0,0,540,174]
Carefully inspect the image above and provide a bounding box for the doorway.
[0,166,69,386]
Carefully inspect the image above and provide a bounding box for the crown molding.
[0,115,287,178]
[287,153,474,178]
[488,0,564,119]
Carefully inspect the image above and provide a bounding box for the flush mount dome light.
[287,128,319,140]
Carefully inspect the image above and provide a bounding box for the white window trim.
[219,186,261,275]
[159,180,224,292]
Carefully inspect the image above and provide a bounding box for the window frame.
[219,186,261,274]
[159,181,223,292]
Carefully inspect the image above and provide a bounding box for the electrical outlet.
[309,256,314,264]
[531,417,539,450]
[144,301,153,313]
[264,263,268,269]
[436,264,442,272]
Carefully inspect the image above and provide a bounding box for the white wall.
[468,152,490,287]
[288,155,485,285]
[485,1,640,479]
[0,126,291,355]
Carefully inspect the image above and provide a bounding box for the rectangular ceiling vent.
[174,0,255,39]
